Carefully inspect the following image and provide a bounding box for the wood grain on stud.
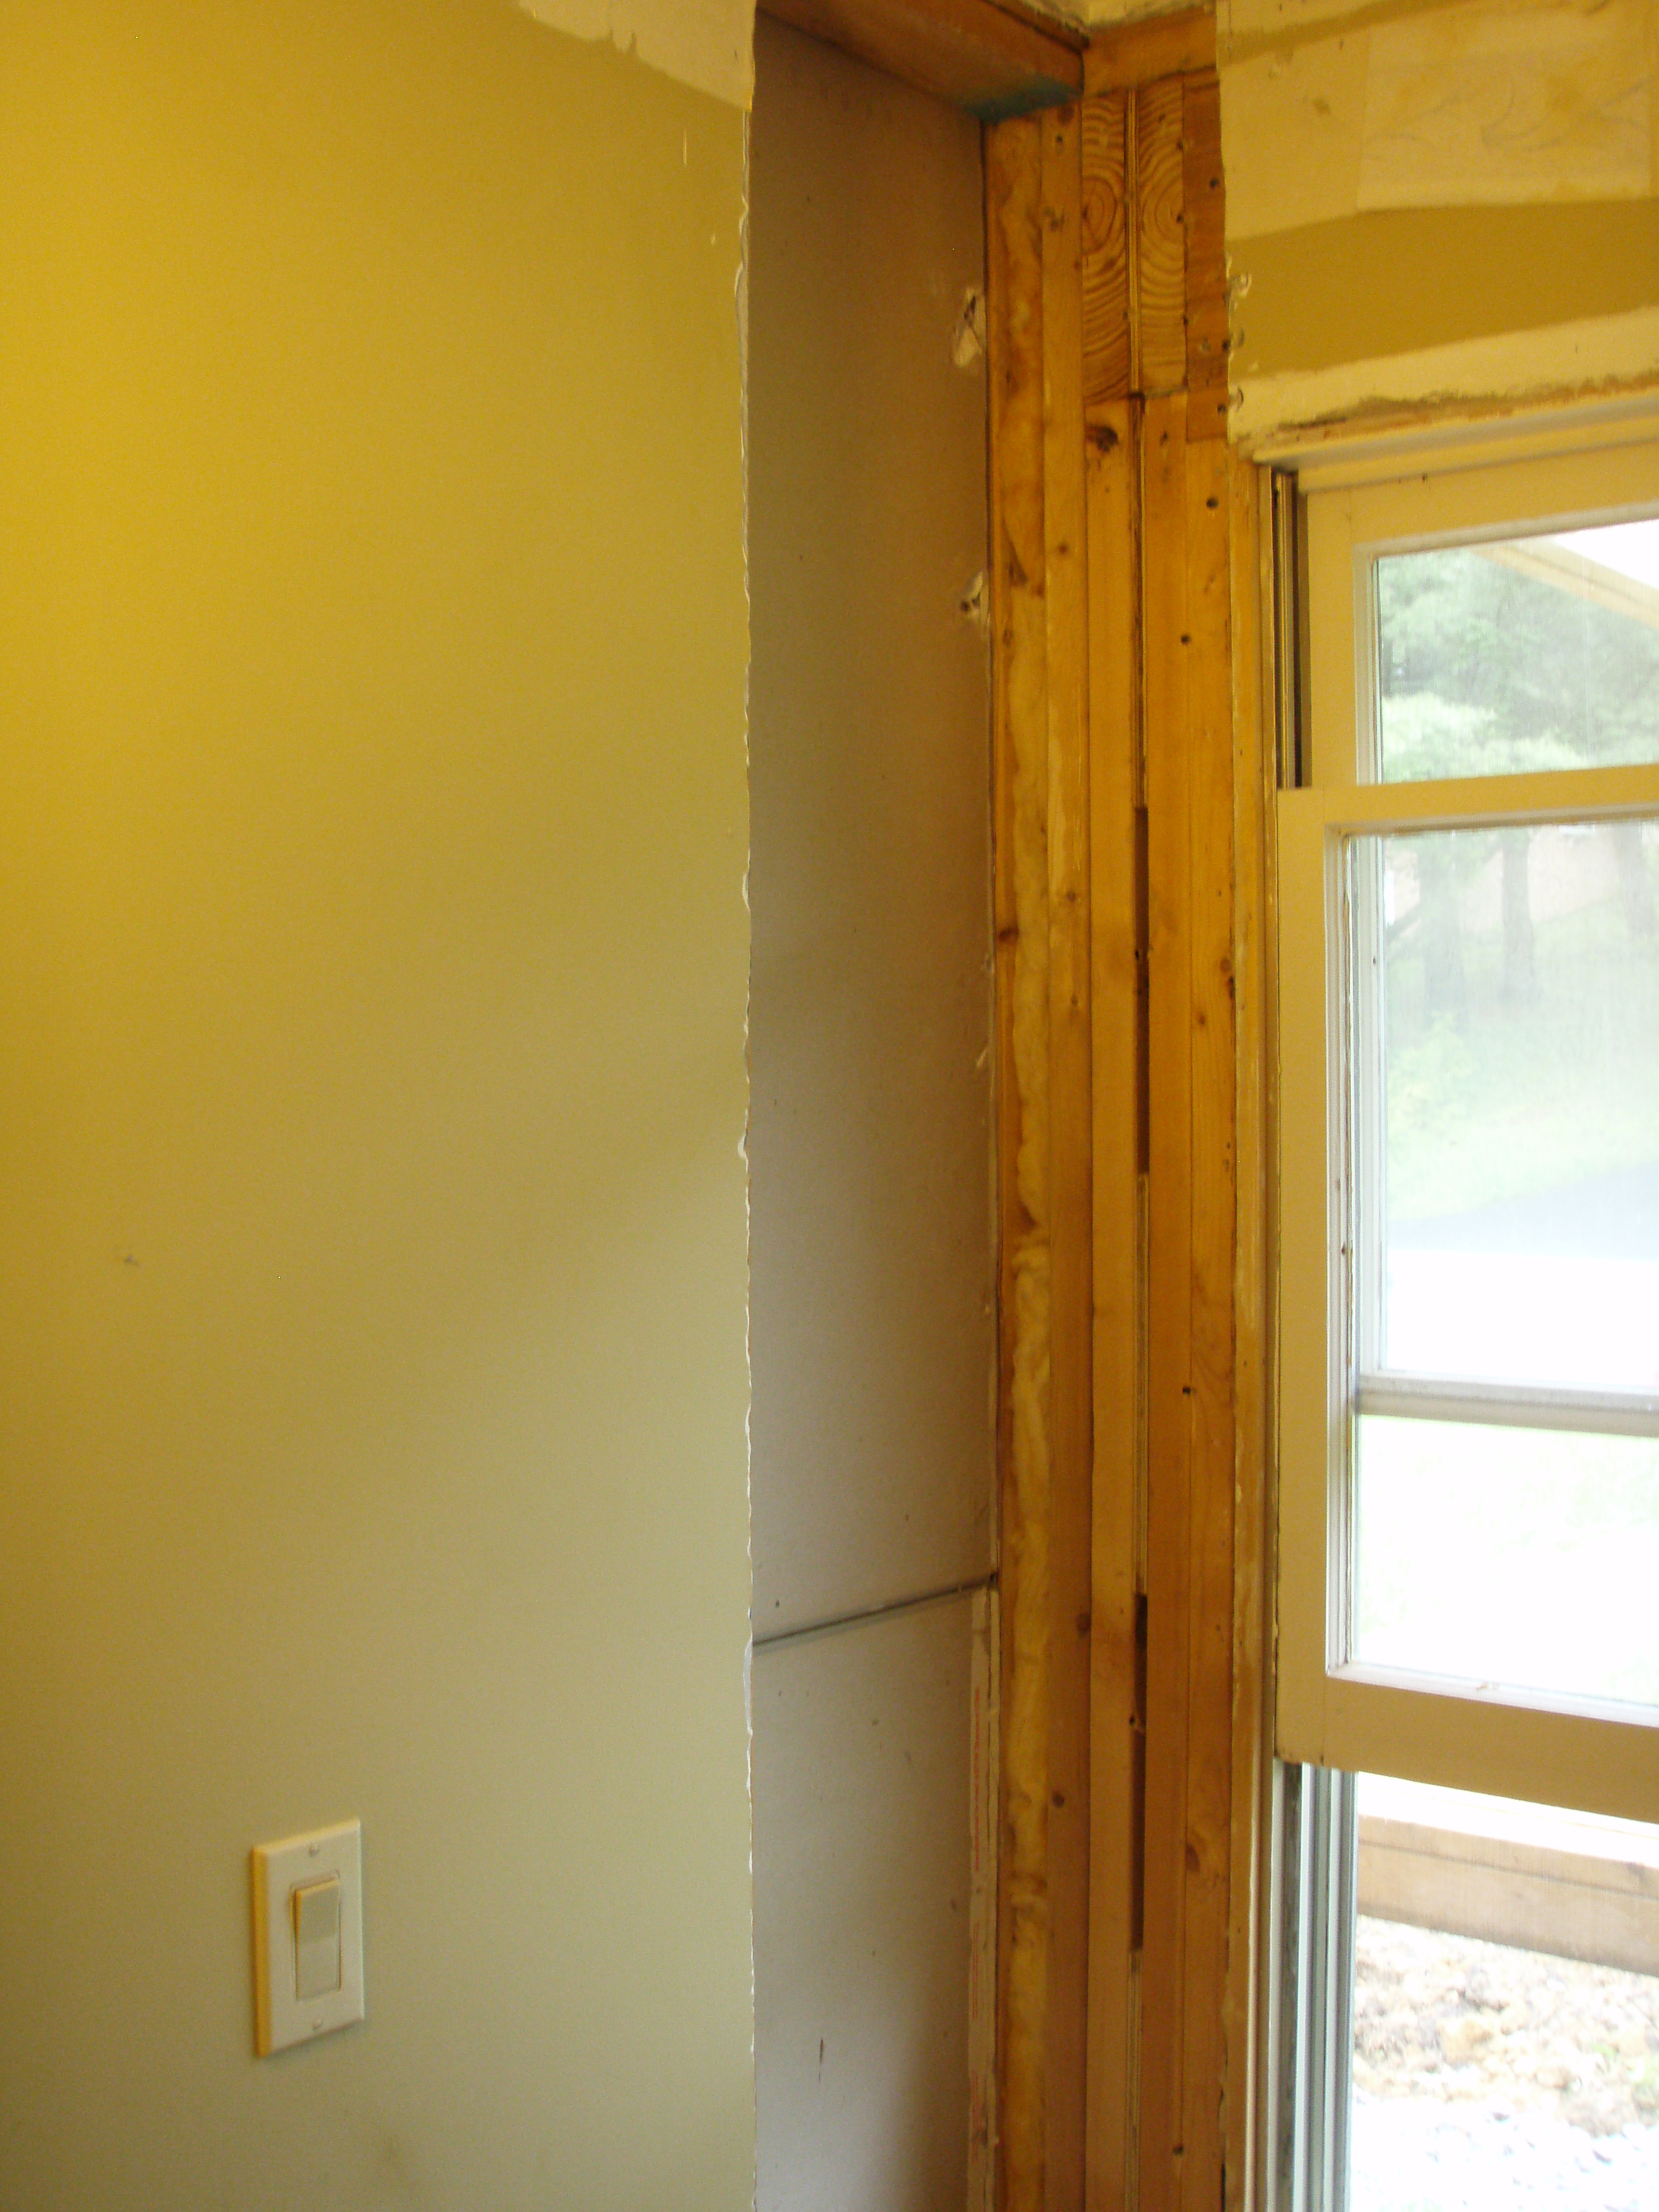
[1138,389,1193,2212]
[1082,92,1131,405]
[1084,395,1140,2212]
[986,109,1052,2212]
[1182,71,1228,434]
[1133,76,1187,397]
[1042,96,1094,2212]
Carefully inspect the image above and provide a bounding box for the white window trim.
[1274,427,1659,1829]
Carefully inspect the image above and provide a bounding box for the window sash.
[1275,750,1659,1826]
[1354,1372,1659,1437]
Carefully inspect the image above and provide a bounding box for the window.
[1272,423,1659,2208]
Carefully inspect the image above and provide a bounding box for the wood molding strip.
[760,0,1082,118]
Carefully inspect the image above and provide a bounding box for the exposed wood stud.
[971,1588,1003,2212]
[1083,6,1216,94]
[1182,71,1228,436]
[1139,389,1195,2212]
[1085,395,1140,2212]
[989,92,1096,2212]
[986,108,1054,2212]
[1178,426,1237,2212]
[1020,21,1263,2212]
[1081,94,1131,406]
[1225,453,1271,2212]
[1043,97,1094,2212]
[1133,78,1187,397]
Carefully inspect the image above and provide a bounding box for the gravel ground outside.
[1351,1917,1659,2212]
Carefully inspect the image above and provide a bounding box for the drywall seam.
[515,0,756,106]
[1230,302,1659,443]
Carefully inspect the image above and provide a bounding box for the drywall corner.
[514,0,757,104]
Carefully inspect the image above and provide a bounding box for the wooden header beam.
[1082,6,1213,94]
[760,0,1083,118]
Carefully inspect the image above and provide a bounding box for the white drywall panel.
[747,12,995,1640]
[752,1594,976,2212]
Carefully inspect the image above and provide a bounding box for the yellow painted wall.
[0,5,753,2206]
[1219,0,1659,440]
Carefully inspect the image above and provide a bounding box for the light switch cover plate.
[251,1820,364,2056]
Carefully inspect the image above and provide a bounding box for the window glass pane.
[1362,819,1659,1394]
[1351,1773,1659,2212]
[1375,518,1659,783]
[1352,1417,1659,1706]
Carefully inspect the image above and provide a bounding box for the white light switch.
[252,1820,364,2055]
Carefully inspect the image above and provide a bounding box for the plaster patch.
[1358,0,1653,209]
[1231,300,1659,442]
[515,0,755,107]
[1222,32,1370,237]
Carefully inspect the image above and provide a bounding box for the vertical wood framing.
[972,1587,1004,2212]
[989,112,1054,2212]
[993,22,1264,2211]
[1130,79,1185,399]
[987,100,1092,2212]
[1180,73,1227,437]
[1138,392,1197,2212]
[1174,420,1238,2212]
[1043,97,1096,2212]
[1072,22,1264,2212]
[1085,395,1140,2212]
[1081,94,1130,408]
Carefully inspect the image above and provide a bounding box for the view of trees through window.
[1377,529,1659,782]
[1350,521,1659,1709]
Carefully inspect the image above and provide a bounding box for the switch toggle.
[292,1876,341,2000]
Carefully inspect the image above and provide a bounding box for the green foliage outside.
[1372,545,1659,1224]
[1380,845,1659,1222]
[1377,545,1659,781]
[1353,549,1659,1702]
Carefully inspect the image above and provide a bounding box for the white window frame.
[1275,421,1659,1828]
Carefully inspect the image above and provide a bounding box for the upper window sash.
[1304,438,1659,791]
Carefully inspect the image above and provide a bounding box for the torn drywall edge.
[515,0,756,107]
[1230,302,1659,445]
